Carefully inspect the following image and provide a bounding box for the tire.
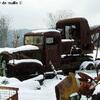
[80,61,95,70]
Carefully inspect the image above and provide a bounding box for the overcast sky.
[0,0,100,29]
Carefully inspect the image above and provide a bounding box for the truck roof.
[24,29,60,37]
[56,17,90,29]
[32,29,60,33]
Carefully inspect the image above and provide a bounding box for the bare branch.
[46,10,74,28]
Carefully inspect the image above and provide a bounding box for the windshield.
[58,24,80,40]
[24,36,43,45]
[65,25,79,39]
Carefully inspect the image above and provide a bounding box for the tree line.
[0,10,73,48]
[0,16,9,47]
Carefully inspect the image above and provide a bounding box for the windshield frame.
[24,35,44,45]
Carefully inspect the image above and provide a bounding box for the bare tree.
[0,16,9,47]
[46,10,74,28]
[12,30,20,47]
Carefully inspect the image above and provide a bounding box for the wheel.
[80,61,95,70]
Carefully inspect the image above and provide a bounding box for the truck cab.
[56,17,95,73]
[24,29,61,72]
[56,17,94,54]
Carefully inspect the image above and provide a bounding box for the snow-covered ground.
[0,47,100,100]
[0,75,65,100]
[0,72,100,100]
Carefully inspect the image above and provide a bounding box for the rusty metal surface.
[56,17,92,51]
[0,86,19,100]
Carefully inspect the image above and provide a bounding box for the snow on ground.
[0,47,100,100]
[0,72,100,100]
[0,75,65,100]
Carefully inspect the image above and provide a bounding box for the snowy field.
[0,72,100,100]
[0,46,100,100]
[0,75,65,100]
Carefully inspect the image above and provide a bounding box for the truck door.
[45,36,61,71]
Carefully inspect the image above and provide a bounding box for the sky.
[0,0,100,29]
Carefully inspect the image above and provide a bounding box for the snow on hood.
[8,59,43,66]
[14,45,39,52]
[0,45,39,54]
[0,47,14,54]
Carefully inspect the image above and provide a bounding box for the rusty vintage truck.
[24,17,100,74]
[0,17,100,80]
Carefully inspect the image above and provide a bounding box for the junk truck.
[0,17,100,80]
